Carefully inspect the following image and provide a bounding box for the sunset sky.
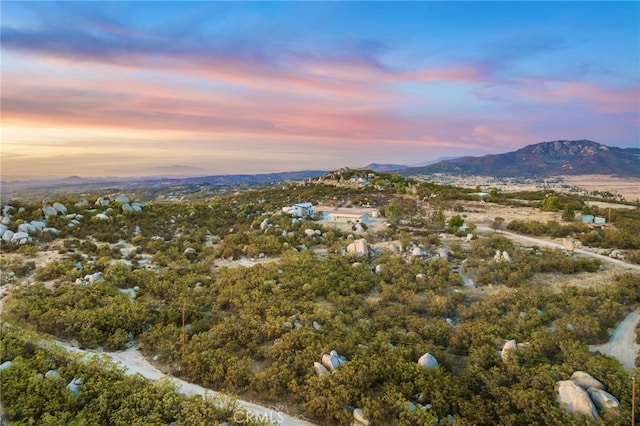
[2,1,638,178]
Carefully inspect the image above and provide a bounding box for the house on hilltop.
[292,202,314,218]
[325,212,372,224]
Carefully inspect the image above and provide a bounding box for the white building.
[292,202,314,218]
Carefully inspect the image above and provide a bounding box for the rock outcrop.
[493,250,512,262]
[320,350,347,372]
[353,408,370,426]
[10,231,31,244]
[2,230,15,243]
[67,378,83,399]
[588,388,620,413]
[571,371,604,390]
[501,339,517,362]
[42,205,58,217]
[373,240,402,254]
[555,380,598,421]
[314,361,329,377]
[417,352,438,369]
[45,369,61,379]
[53,202,68,215]
[347,238,368,257]
[95,197,110,207]
[556,371,618,420]
[437,247,450,258]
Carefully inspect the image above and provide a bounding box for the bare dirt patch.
[561,174,640,202]
[1,241,65,270]
[459,200,562,227]
[585,200,637,210]
[213,256,278,269]
[528,266,634,289]
[589,310,640,371]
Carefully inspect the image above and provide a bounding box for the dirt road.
[53,341,317,426]
[588,310,640,371]
[477,227,640,370]
[476,226,640,272]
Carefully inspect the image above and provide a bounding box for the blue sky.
[2,1,638,177]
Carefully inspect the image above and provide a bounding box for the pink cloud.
[550,82,639,113]
[5,43,635,167]
[512,79,638,113]
[402,65,485,83]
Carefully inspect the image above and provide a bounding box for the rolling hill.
[399,140,640,177]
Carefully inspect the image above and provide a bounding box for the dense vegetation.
[1,171,639,424]
[0,326,258,425]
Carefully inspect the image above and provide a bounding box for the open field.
[417,174,639,203]
[560,175,640,202]
[459,200,562,226]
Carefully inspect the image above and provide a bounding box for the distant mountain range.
[4,140,637,200]
[1,170,327,198]
[398,140,640,177]
[362,157,460,172]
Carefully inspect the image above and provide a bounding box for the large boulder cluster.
[493,250,511,262]
[0,196,145,245]
[0,202,67,244]
[117,195,144,214]
[372,240,403,254]
[556,371,620,421]
[94,196,144,216]
[75,272,104,285]
[313,349,347,377]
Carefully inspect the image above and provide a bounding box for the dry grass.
[528,266,633,290]
[458,200,562,226]
[561,174,640,202]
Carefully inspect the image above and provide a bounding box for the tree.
[491,217,505,232]
[562,205,575,222]
[448,215,464,229]
[540,196,561,212]
[431,209,445,229]
[385,200,402,225]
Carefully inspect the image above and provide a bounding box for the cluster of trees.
[507,206,640,256]
[464,236,601,287]
[6,281,150,350]
[0,326,256,425]
[507,220,589,238]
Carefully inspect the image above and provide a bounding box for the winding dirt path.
[53,342,316,426]
[588,310,640,371]
[476,226,640,271]
[477,227,640,370]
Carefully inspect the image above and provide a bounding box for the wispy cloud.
[2,2,638,177]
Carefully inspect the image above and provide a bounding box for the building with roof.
[292,202,314,218]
